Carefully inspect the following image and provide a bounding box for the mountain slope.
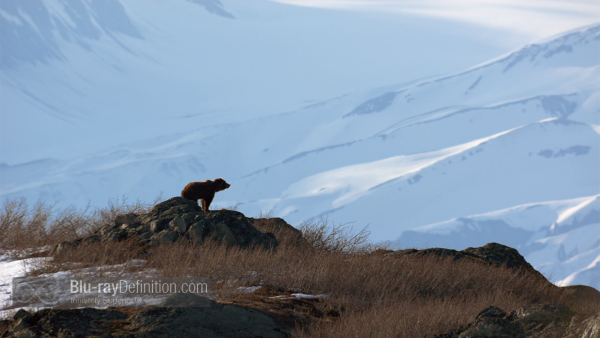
[232,24,599,234]
[0,1,598,287]
[2,24,598,229]
[399,195,600,286]
[1,0,542,164]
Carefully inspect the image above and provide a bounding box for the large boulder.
[126,301,287,338]
[247,216,310,249]
[387,243,546,280]
[3,308,128,337]
[426,303,600,338]
[461,243,537,271]
[2,299,289,338]
[55,197,279,252]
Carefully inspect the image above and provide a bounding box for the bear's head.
[214,178,231,192]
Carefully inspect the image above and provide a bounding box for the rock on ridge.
[386,242,546,280]
[426,303,600,338]
[1,297,288,338]
[55,197,280,253]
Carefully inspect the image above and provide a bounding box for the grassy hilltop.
[1,197,598,337]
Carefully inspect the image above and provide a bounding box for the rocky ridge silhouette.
[3,197,598,337]
[55,197,281,253]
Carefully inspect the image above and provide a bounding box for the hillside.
[1,198,599,337]
[0,1,598,289]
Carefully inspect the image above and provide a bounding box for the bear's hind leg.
[202,195,215,212]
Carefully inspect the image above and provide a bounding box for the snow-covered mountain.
[2,0,547,164]
[1,1,599,288]
[399,195,600,287]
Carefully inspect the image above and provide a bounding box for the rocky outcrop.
[55,197,280,253]
[4,292,597,338]
[247,216,310,249]
[3,307,128,337]
[426,303,600,338]
[1,294,290,338]
[387,242,546,279]
[6,234,600,337]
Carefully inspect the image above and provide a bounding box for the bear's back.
[181,180,214,200]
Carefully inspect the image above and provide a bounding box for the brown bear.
[181,178,231,212]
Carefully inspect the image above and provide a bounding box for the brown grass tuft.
[2,197,593,336]
[0,196,158,258]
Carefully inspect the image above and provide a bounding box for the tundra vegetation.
[1,197,597,337]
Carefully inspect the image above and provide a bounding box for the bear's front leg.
[202,194,215,212]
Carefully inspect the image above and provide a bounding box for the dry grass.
[132,238,562,337]
[252,210,389,253]
[0,198,587,337]
[298,218,376,254]
[0,196,158,258]
[0,198,85,255]
[292,258,562,337]
[32,239,147,276]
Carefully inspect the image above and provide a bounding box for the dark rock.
[426,303,599,338]
[199,210,278,249]
[13,309,32,321]
[115,213,139,227]
[161,203,203,218]
[102,229,128,242]
[462,242,537,271]
[0,320,11,336]
[134,231,154,244]
[511,303,575,336]
[572,313,600,337]
[130,224,151,236]
[144,197,202,220]
[127,301,287,338]
[3,308,128,337]
[98,224,114,236]
[207,221,238,246]
[54,197,280,253]
[149,217,173,233]
[187,222,208,241]
[10,318,32,334]
[391,247,474,261]
[2,301,289,337]
[389,243,545,279]
[8,310,34,334]
[169,215,189,233]
[150,230,180,245]
[121,222,143,231]
[456,306,526,338]
[247,217,308,248]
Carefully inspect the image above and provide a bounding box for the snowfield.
[0,1,599,288]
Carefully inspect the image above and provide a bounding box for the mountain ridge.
[0,1,598,288]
